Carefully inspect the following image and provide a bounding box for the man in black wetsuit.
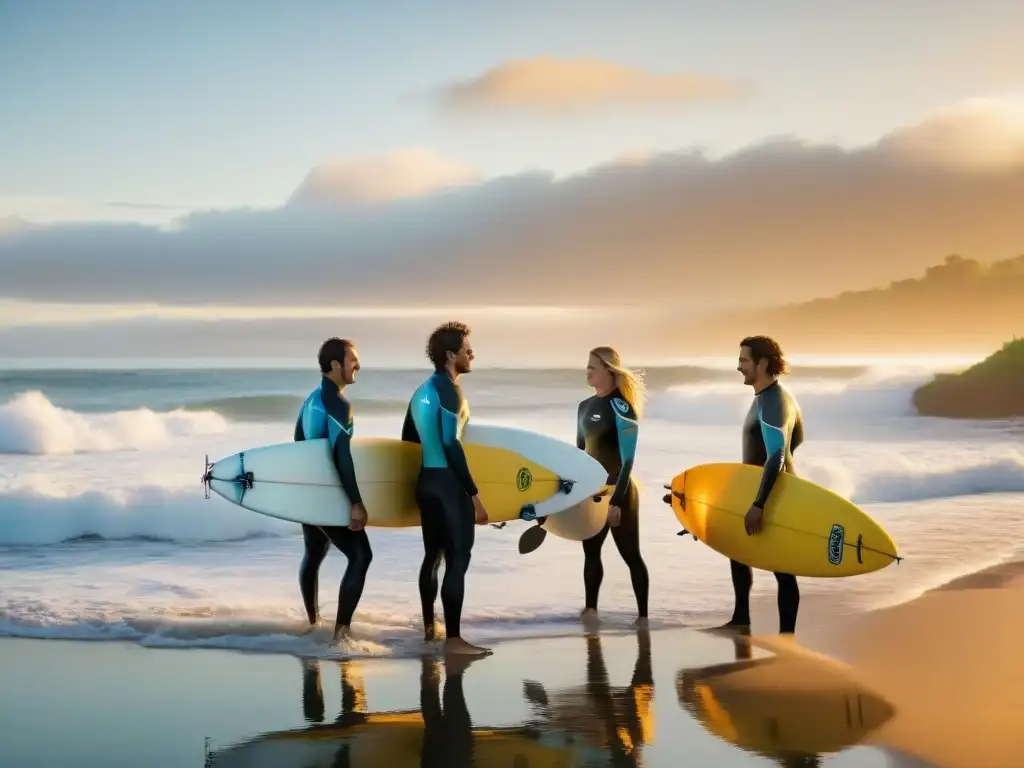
[576,346,650,627]
[724,335,804,635]
[293,337,373,644]
[401,321,490,657]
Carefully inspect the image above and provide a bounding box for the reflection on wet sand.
[205,631,657,767]
[206,654,576,767]
[523,630,654,766]
[676,634,897,767]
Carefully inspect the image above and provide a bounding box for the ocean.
[1,357,1022,659]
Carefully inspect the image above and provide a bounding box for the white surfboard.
[203,423,608,528]
[540,495,610,542]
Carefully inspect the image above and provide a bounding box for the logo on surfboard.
[827,523,845,565]
[516,467,533,492]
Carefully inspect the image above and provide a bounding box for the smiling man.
[725,335,805,635]
[293,337,373,644]
[401,321,491,657]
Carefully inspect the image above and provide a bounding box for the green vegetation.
[912,337,1024,419]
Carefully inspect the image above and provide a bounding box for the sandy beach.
[5,557,1020,767]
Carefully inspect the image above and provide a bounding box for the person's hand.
[744,504,764,535]
[608,505,622,527]
[350,503,368,532]
[472,496,488,525]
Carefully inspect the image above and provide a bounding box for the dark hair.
[318,337,354,373]
[426,321,470,370]
[740,335,788,377]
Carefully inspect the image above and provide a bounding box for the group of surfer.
[293,322,804,657]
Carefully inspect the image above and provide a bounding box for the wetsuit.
[576,389,649,618]
[731,380,804,633]
[401,371,478,639]
[293,376,373,630]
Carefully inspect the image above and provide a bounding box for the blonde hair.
[589,346,647,418]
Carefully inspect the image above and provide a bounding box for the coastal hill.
[912,338,1024,419]
[688,254,1024,355]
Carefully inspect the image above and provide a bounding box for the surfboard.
[541,494,609,541]
[205,711,578,768]
[677,651,895,757]
[203,423,608,528]
[664,463,901,577]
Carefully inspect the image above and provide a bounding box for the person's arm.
[576,401,586,451]
[293,404,306,441]
[322,390,363,507]
[401,400,420,443]
[753,387,794,509]
[436,378,478,498]
[610,397,639,507]
[790,412,805,454]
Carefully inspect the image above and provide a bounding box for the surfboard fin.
[519,525,547,555]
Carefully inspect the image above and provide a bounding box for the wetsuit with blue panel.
[293,376,373,631]
[401,371,478,639]
[731,379,804,633]
[576,389,650,618]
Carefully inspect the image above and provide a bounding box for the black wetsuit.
[576,389,649,618]
[293,376,373,630]
[731,380,804,634]
[401,371,478,639]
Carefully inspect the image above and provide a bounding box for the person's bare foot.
[580,607,599,625]
[333,625,351,644]
[632,617,649,630]
[424,622,441,643]
[443,637,492,657]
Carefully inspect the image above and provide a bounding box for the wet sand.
[802,559,1024,768]
[2,561,1020,766]
[0,629,901,767]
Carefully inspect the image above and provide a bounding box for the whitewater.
[1,359,1022,659]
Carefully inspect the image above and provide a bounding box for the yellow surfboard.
[664,463,900,577]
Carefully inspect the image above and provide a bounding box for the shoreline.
[0,548,1018,658]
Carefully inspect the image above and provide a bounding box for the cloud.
[878,97,1024,169]
[288,149,480,205]
[434,57,750,115]
[2,98,1024,314]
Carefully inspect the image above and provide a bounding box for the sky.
[1,0,1023,361]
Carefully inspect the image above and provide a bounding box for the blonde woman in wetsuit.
[576,346,650,627]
